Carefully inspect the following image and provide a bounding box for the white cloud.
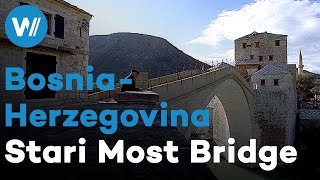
[207,49,235,60]
[188,49,235,65]
[190,0,320,73]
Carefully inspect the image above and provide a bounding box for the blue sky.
[67,0,320,73]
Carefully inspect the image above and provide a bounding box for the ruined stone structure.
[0,0,92,108]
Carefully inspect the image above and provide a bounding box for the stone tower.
[234,31,288,79]
[298,49,304,74]
[234,32,298,148]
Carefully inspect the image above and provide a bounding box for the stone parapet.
[115,91,159,105]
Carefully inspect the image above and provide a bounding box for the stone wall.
[0,0,92,108]
[236,64,259,79]
[235,32,288,68]
[88,72,149,102]
[135,72,149,90]
[251,73,294,92]
[251,71,296,147]
[254,90,296,147]
[0,0,91,53]
[0,42,24,104]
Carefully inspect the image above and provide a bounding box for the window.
[250,55,254,60]
[255,42,260,48]
[80,27,82,37]
[44,13,52,35]
[259,56,263,61]
[261,79,266,86]
[55,14,64,39]
[242,43,247,49]
[269,55,274,61]
[275,40,280,46]
[20,2,29,5]
[274,79,279,86]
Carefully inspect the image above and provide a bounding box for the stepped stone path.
[0,102,217,180]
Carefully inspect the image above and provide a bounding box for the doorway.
[25,52,57,100]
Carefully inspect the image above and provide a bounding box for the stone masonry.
[235,31,288,78]
[235,32,298,147]
[251,66,296,147]
[0,0,92,109]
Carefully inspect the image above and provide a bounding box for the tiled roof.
[300,109,320,120]
[253,64,289,75]
[235,31,287,40]
[56,0,93,16]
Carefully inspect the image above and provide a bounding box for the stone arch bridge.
[149,66,255,148]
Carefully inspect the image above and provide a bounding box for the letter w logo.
[11,17,41,37]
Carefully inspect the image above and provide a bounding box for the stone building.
[251,65,293,91]
[0,0,92,108]
[234,31,298,147]
[251,65,296,146]
[235,31,288,79]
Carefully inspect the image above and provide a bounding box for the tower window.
[275,40,280,46]
[259,56,263,61]
[274,79,279,86]
[261,79,266,86]
[255,42,260,48]
[242,43,247,49]
[55,14,65,39]
[44,12,52,35]
[269,55,274,61]
[250,55,254,60]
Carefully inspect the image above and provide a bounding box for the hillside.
[89,33,209,79]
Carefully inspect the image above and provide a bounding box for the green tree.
[311,86,320,101]
[296,73,315,96]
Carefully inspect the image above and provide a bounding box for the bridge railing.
[148,69,205,88]
[148,66,254,102]
[87,69,206,101]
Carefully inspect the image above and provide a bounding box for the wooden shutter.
[54,15,64,39]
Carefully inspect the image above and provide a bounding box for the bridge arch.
[150,67,255,148]
[188,78,253,148]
